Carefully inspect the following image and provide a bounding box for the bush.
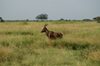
[93,17,100,23]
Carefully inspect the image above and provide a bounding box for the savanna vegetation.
[0,21,100,66]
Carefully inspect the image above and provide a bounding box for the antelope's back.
[53,32,63,39]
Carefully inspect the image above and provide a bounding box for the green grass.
[0,21,100,66]
[0,30,33,35]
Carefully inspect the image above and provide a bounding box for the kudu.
[41,24,63,39]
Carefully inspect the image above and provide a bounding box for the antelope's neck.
[45,29,49,36]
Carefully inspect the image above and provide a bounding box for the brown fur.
[41,24,63,39]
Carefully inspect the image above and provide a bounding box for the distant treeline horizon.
[3,19,94,22]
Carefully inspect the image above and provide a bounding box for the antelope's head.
[41,24,48,33]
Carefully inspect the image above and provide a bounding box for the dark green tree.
[93,16,100,23]
[26,19,29,21]
[0,17,4,22]
[36,14,48,21]
[60,18,64,21]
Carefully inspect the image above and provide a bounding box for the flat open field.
[0,21,100,66]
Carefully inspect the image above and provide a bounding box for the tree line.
[0,14,100,23]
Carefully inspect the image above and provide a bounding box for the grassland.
[0,21,100,66]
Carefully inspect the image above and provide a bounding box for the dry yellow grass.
[0,21,100,66]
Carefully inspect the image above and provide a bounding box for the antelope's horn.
[44,24,48,27]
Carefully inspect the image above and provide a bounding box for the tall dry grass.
[0,21,100,66]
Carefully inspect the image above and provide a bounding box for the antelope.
[41,24,63,39]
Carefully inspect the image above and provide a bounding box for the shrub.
[93,17,100,23]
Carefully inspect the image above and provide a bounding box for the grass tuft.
[1,40,10,47]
